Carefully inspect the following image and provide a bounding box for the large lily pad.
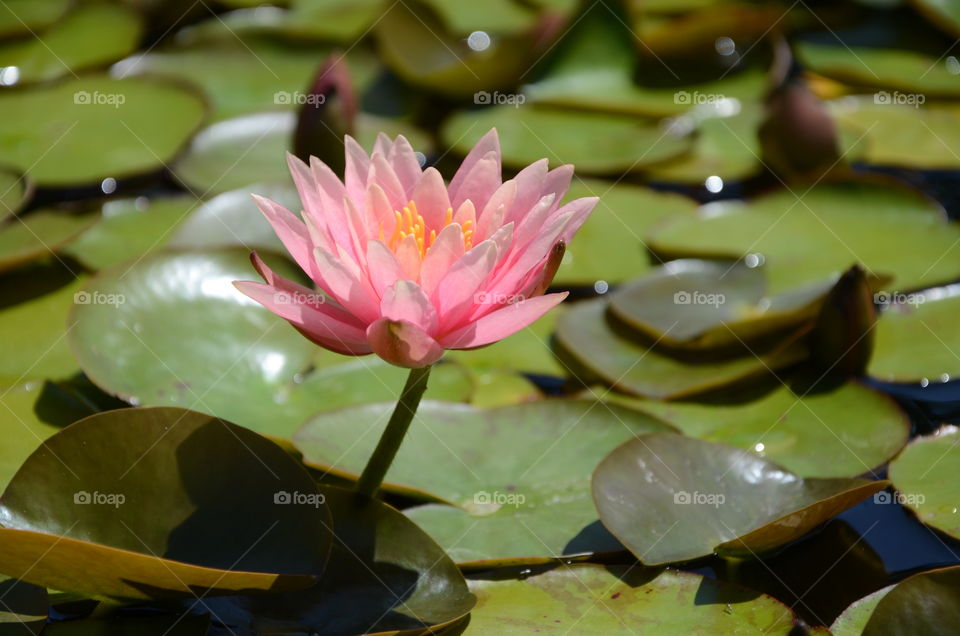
[0,407,331,599]
[0,167,30,221]
[552,180,698,287]
[0,75,206,187]
[647,180,960,294]
[446,309,563,376]
[554,297,808,400]
[592,433,887,564]
[442,105,693,175]
[0,211,97,273]
[862,566,960,634]
[455,565,798,634]
[196,484,475,635]
[869,285,960,383]
[294,400,673,565]
[0,0,70,38]
[887,427,960,540]
[0,4,142,85]
[68,249,471,441]
[830,585,894,636]
[622,381,910,478]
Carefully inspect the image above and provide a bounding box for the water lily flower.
[234,130,597,368]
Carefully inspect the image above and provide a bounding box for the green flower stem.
[356,364,432,498]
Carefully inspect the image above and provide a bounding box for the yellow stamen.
[384,203,469,259]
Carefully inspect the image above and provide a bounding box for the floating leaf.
[592,433,886,564]
[0,167,30,221]
[864,566,960,634]
[0,0,70,38]
[808,265,876,382]
[554,297,808,400]
[445,309,563,376]
[0,210,96,273]
[294,400,673,565]
[911,0,960,36]
[887,427,960,541]
[830,585,894,636]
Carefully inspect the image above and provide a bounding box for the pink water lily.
[234,130,597,368]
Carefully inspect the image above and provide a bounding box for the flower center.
[379,200,474,258]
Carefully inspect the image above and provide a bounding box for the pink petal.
[313,246,380,323]
[380,280,438,334]
[389,135,422,197]
[366,319,444,368]
[541,164,574,207]
[411,167,451,229]
[395,234,423,281]
[344,135,371,204]
[433,239,499,330]
[366,240,406,298]
[557,196,599,244]
[449,150,500,212]
[449,129,500,203]
[252,194,321,284]
[286,153,323,217]
[475,180,515,241]
[506,159,549,225]
[369,152,406,210]
[440,292,568,349]
[419,222,465,296]
[373,132,392,157]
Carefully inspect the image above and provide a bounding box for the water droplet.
[744,253,765,268]
[754,442,765,452]
[0,66,19,86]
[134,196,149,211]
[941,374,951,383]
[947,56,960,75]
[594,280,609,294]
[414,151,426,167]
[100,177,117,194]
[519,568,533,579]
[705,175,724,193]
[715,37,736,56]
[921,378,930,387]
[467,31,491,52]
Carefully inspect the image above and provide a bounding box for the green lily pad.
[0,407,331,599]
[797,42,960,97]
[647,179,960,294]
[862,566,960,634]
[446,309,563,377]
[64,196,199,271]
[421,0,538,35]
[294,400,673,565]
[554,297,809,400]
[443,105,693,175]
[0,4,141,86]
[592,433,888,565]
[830,585,894,636]
[621,381,910,478]
[608,260,832,351]
[457,565,798,634]
[830,97,960,170]
[887,427,960,540]
[911,0,960,36]
[0,0,70,38]
[551,180,698,287]
[197,484,475,635]
[43,616,210,636]
[0,267,86,383]
[0,210,96,273]
[869,286,960,383]
[68,249,471,441]
[0,75,206,187]
[0,167,30,221]
[172,111,431,196]
[0,574,46,634]
[465,369,542,407]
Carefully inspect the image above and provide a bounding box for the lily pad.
[293,400,673,565]
[0,4,142,85]
[64,196,200,271]
[0,210,96,273]
[68,249,471,441]
[0,407,331,599]
[196,484,475,635]
[173,111,431,196]
[0,0,70,38]
[869,285,960,383]
[552,180,698,287]
[608,260,832,351]
[911,0,960,36]
[621,381,910,478]
[446,309,563,377]
[0,574,46,634]
[592,433,887,564]
[830,585,894,636]
[554,297,809,400]
[0,75,206,187]
[862,566,960,634]
[647,180,960,294]
[465,369,542,407]
[887,427,960,540]
[0,166,30,221]
[443,105,692,175]
[457,565,798,634]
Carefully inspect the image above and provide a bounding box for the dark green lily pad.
[0,75,206,187]
[608,260,832,351]
[457,565,798,634]
[0,0,70,38]
[869,286,960,383]
[68,249,471,441]
[64,196,199,271]
[0,4,141,85]
[887,427,960,540]
[294,400,673,565]
[0,574,46,634]
[420,0,538,35]
[647,180,960,293]
[797,42,960,97]
[197,484,475,636]
[551,180,698,287]
[172,111,431,196]
[830,585,894,636]
[443,105,693,175]
[0,211,96,273]
[862,566,960,634]
[554,297,809,400]
[465,369,542,407]
[592,433,887,564]
[0,167,30,221]
[911,0,960,36]
[446,309,563,377]
[0,407,331,599]
[621,381,910,478]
